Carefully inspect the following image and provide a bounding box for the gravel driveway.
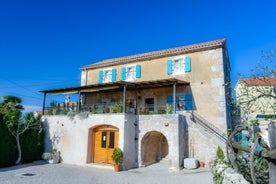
[0,161,213,184]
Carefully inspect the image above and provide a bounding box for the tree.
[227,50,276,184]
[0,96,42,165]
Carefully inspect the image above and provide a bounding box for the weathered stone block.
[183,158,198,169]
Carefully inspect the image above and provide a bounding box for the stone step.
[86,163,113,170]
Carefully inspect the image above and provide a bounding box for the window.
[101,132,107,148]
[167,56,191,75]
[122,64,141,81]
[126,65,136,80]
[173,58,185,74]
[109,132,115,148]
[145,98,154,111]
[103,69,112,83]
[98,68,117,83]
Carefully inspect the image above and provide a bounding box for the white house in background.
[235,77,276,145]
[40,39,232,171]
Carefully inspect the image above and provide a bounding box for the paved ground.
[0,161,213,184]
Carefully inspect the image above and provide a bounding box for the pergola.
[40,78,189,115]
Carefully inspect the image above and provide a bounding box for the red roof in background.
[240,77,276,85]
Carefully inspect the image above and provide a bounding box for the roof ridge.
[82,38,226,70]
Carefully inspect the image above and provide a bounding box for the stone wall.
[43,114,137,170]
[137,114,187,171]
[44,113,225,171]
[186,115,225,166]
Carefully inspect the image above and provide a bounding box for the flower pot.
[199,162,205,167]
[114,165,120,172]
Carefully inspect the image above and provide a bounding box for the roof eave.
[81,39,226,70]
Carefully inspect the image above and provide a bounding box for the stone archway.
[141,131,168,166]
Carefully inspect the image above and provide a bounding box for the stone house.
[40,39,232,171]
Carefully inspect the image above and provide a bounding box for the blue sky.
[0,0,275,112]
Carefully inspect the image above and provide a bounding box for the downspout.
[173,82,176,114]
[123,84,127,113]
[42,92,46,115]
[77,90,81,112]
[85,69,88,85]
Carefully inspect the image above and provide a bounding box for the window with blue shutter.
[185,57,191,72]
[98,70,103,83]
[136,64,141,78]
[167,60,173,75]
[185,94,193,110]
[112,68,116,82]
[121,67,126,80]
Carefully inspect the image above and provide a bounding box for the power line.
[0,78,41,97]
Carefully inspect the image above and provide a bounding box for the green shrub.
[236,153,269,184]
[0,120,44,167]
[216,146,225,160]
[111,147,123,165]
[21,124,44,163]
[165,104,173,114]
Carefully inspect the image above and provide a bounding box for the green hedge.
[0,122,17,167]
[21,127,44,163]
[0,122,44,168]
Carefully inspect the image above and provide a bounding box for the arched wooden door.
[93,125,119,164]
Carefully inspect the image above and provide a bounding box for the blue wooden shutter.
[166,96,173,106]
[185,94,193,110]
[136,64,141,78]
[185,57,191,72]
[167,59,173,74]
[121,67,126,80]
[112,68,116,82]
[98,70,103,83]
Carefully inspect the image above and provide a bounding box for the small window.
[167,56,191,75]
[103,69,112,83]
[99,68,116,83]
[122,65,141,81]
[145,98,154,111]
[173,58,185,74]
[109,132,115,148]
[126,66,136,80]
[101,132,107,148]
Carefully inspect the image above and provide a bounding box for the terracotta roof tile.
[82,39,226,69]
[240,77,276,85]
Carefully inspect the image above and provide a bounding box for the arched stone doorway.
[87,125,119,164]
[141,131,168,166]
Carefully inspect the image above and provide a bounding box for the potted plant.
[166,104,173,114]
[111,147,123,172]
[42,148,60,164]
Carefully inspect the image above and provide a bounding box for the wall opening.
[141,131,168,166]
